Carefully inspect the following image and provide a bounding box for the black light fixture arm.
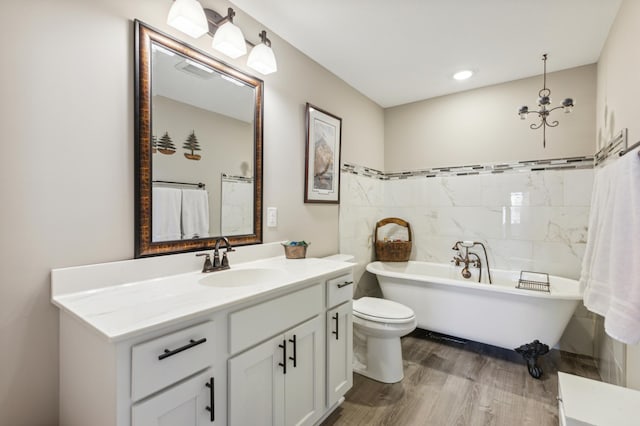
[258,30,272,47]
[204,7,274,49]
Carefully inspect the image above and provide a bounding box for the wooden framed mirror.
[134,21,263,257]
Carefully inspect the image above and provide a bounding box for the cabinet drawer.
[229,284,322,354]
[132,369,215,425]
[131,321,216,401]
[327,273,354,308]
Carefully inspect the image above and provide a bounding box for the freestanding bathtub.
[366,261,583,354]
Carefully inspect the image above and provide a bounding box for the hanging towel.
[152,187,182,242]
[181,188,210,239]
[580,149,640,344]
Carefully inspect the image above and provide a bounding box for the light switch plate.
[267,207,277,227]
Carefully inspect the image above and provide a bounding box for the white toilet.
[322,254,417,384]
[352,297,417,383]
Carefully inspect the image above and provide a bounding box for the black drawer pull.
[337,281,353,289]
[289,335,297,368]
[332,313,339,340]
[278,339,287,374]
[158,337,207,360]
[205,377,214,422]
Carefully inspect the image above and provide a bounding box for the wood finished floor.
[322,329,600,426]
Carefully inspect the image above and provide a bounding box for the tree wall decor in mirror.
[134,20,263,257]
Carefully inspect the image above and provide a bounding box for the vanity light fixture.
[210,8,247,59]
[518,54,574,148]
[166,1,278,75]
[166,0,208,39]
[453,70,473,80]
[247,31,278,75]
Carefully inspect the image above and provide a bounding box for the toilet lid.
[353,297,415,322]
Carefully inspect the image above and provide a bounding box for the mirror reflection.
[151,43,255,241]
[135,21,263,257]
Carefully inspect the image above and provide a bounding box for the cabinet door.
[327,301,353,407]
[284,316,323,426]
[228,336,286,426]
[132,370,215,426]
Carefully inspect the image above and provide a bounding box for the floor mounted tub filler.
[366,261,583,378]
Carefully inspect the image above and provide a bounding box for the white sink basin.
[198,268,288,288]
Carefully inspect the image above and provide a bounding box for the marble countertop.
[52,256,352,342]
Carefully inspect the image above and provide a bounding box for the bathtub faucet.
[451,241,493,284]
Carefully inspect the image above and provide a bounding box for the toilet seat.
[352,297,417,383]
[353,297,415,324]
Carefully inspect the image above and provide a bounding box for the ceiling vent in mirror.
[175,59,215,79]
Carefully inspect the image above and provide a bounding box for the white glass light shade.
[166,0,208,39]
[212,22,247,58]
[247,44,278,75]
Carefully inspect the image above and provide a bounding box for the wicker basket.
[282,243,309,259]
[374,218,412,262]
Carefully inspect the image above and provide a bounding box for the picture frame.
[304,103,342,204]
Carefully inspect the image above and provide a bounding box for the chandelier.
[518,54,574,148]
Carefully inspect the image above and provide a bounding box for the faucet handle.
[221,251,231,269]
[196,252,213,273]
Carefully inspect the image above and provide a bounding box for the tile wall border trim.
[342,156,594,180]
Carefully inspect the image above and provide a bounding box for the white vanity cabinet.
[227,283,324,425]
[325,274,354,408]
[326,302,353,407]
[60,314,226,426]
[227,273,354,426]
[58,313,224,426]
[228,316,323,426]
[54,256,354,426]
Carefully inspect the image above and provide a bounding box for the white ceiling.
[230,0,622,108]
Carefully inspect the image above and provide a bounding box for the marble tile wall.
[339,161,596,355]
[339,170,385,299]
[383,169,593,278]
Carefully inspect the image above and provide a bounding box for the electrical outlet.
[267,207,277,227]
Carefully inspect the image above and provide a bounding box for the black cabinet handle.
[278,339,287,374]
[332,313,339,340]
[337,281,353,289]
[205,377,214,422]
[288,335,297,368]
[158,337,207,360]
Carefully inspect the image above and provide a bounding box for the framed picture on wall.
[304,103,342,204]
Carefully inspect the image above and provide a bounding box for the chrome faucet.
[451,241,493,284]
[196,237,235,273]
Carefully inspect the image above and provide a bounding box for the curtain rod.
[620,140,640,158]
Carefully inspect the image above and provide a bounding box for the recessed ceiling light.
[453,70,474,80]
